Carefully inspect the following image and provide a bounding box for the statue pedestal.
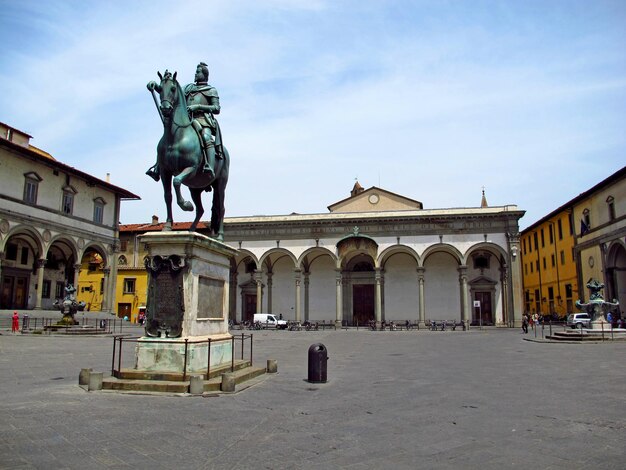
[591,318,610,331]
[134,231,237,373]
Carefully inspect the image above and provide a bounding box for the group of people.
[521,312,542,334]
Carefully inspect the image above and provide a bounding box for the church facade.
[118,183,524,327]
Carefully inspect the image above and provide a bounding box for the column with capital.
[335,269,343,327]
[458,265,469,328]
[294,269,302,323]
[34,258,46,310]
[266,272,273,314]
[500,265,509,327]
[417,267,426,327]
[0,252,4,294]
[101,267,111,312]
[303,271,310,322]
[375,268,383,325]
[73,263,82,291]
[254,270,263,313]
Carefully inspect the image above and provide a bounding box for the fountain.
[575,279,620,330]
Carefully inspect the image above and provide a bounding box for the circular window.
[368,194,379,204]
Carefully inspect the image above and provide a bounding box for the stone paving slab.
[0,327,624,469]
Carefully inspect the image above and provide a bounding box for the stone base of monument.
[103,231,267,393]
[134,334,233,373]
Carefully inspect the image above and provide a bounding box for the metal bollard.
[307,343,328,383]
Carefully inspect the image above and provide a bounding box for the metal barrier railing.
[0,316,133,334]
[111,333,254,382]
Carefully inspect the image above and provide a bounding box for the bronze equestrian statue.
[146,63,229,239]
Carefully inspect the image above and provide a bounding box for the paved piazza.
[0,315,624,469]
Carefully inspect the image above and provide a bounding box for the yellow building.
[521,166,626,318]
[521,210,578,318]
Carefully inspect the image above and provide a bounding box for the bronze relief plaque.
[197,276,224,319]
[145,255,185,337]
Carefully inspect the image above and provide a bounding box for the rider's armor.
[185,82,222,179]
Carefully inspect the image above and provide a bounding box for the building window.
[20,247,28,265]
[472,252,491,270]
[533,232,538,251]
[557,219,563,240]
[55,282,65,299]
[6,243,18,261]
[551,254,555,267]
[123,278,136,294]
[23,172,42,204]
[62,186,77,215]
[523,238,527,255]
[118,255,128,266]
[560,250,565,265]
[535,260,539,271]
[540,228,545,248]
[530,262,534,273]
[100,278,104,294]
[583,209,591,231]
[120,240,128,251]
[606,196,615,221]
[42,280,51,299]
[543,258,547,270]
[93,197,106,224]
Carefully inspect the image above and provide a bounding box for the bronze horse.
[150,70,229,239]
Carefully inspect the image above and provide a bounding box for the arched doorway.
[606,242,626,317]
[347,255,376,326]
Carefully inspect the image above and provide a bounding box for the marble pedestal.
[134,231,237,374]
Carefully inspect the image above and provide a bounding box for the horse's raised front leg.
[161,172,173,231]
[172,166,197,212]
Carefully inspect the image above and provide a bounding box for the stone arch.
[259,248,298,271]
[606,240,626,311]
[2,224,44,258]
[422,243,463,265]
[378,244,420,269]
[0,225,45,309]
[464,242,508,326]
[422,245,462,322]
[379,245,421,322]
[297,246,337,270]
[259,248,299,317]
[299,247,338,323]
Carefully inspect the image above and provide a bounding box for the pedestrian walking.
[522,313,529,334]
[11,311,19,333]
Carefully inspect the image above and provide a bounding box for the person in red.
[11,311,19,333]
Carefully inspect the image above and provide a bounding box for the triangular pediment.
[328,186,422,213]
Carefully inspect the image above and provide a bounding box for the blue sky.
[1,0,624,229]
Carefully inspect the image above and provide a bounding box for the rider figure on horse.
[146,62,224,181]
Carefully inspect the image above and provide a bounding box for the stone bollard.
[88,372,103,391]
[189,375,204,395]
[79,368,92,386]
[267,359,278,373]
[221,372,236,392]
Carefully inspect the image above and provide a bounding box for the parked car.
[253,313,288,329]
[566,313,591,329]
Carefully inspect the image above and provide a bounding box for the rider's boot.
[203,142,216,179]
[146,162,160,182]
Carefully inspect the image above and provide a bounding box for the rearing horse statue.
[148,70,229,239]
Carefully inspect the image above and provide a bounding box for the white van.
[253,313,288,329]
